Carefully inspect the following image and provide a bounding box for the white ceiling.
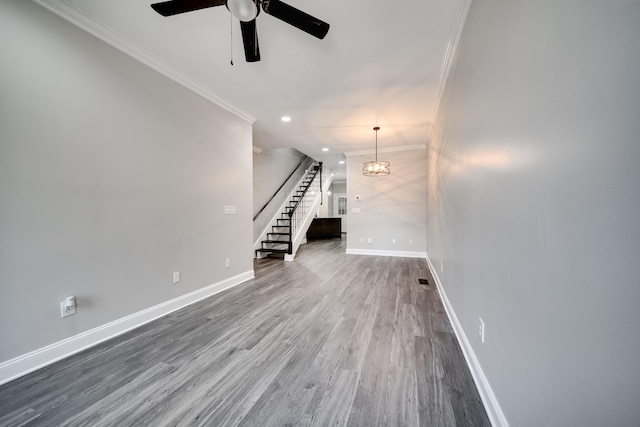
[36,0,463,178]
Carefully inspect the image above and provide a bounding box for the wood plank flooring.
[0,238,490,426]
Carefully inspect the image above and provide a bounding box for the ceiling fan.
[150,0,330,63]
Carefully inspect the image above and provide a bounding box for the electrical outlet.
[479,318,485,343]
[392,238,396,244]
[409,238,413,245]
[225,258,231,268]
[173,271,181,284]
[60,296,76,318]
[440,262,443,273]
[367,237,372,244]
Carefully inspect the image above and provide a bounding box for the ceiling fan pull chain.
[230,14,234,66]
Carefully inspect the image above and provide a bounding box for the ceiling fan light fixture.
[363,126,390,176]
[226,0,259,22]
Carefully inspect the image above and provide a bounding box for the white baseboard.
[346,248,427,258]
[425,256,508,427]
[0,270,254,386]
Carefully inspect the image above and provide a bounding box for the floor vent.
[418,278,429,286]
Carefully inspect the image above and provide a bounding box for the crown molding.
[429,0,473,138]
[32,0,256,124]
[344,144,426,157]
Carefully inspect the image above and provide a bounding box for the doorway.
[333,193,347,233]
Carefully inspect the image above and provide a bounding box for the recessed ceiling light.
[339,160,345,164]
[281,116,291,122]
[322,148,329,152]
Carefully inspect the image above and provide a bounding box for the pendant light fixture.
[363,126,390,176]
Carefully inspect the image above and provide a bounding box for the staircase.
[255,164,320,259]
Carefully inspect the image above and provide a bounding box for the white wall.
[0,0,253,363]
[347,149,426,256]
[428,0,640,425]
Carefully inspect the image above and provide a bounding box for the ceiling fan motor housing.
[226,0,259,22]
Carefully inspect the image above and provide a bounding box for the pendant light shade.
[363,126,390,176]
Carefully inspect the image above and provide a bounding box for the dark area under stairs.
[256,165,319,258]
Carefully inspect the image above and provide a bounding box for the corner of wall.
[425,255,509,427]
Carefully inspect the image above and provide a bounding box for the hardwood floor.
[0,238,490,426]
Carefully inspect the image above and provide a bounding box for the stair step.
[268,232,290,236]
[256,248,289,254]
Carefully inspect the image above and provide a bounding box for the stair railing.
[253,155,311,221]
[288,163,322,254]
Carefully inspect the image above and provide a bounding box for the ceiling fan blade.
[262,0,329,39]
[151,0,225,17]
[240,20,261,62]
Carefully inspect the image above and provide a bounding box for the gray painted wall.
[0,0,253,362]
[347,149,427,253]
[427,0,640,425]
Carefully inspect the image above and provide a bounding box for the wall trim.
[0,270,254,386]
[429,0,473,142]
[425,256,509,427]
[32,0,256,124]
[346,248,427,258]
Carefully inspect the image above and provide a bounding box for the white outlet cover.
[60,300,76,318]
[173,271,181,283]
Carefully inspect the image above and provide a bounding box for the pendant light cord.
[374,126,380,162]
